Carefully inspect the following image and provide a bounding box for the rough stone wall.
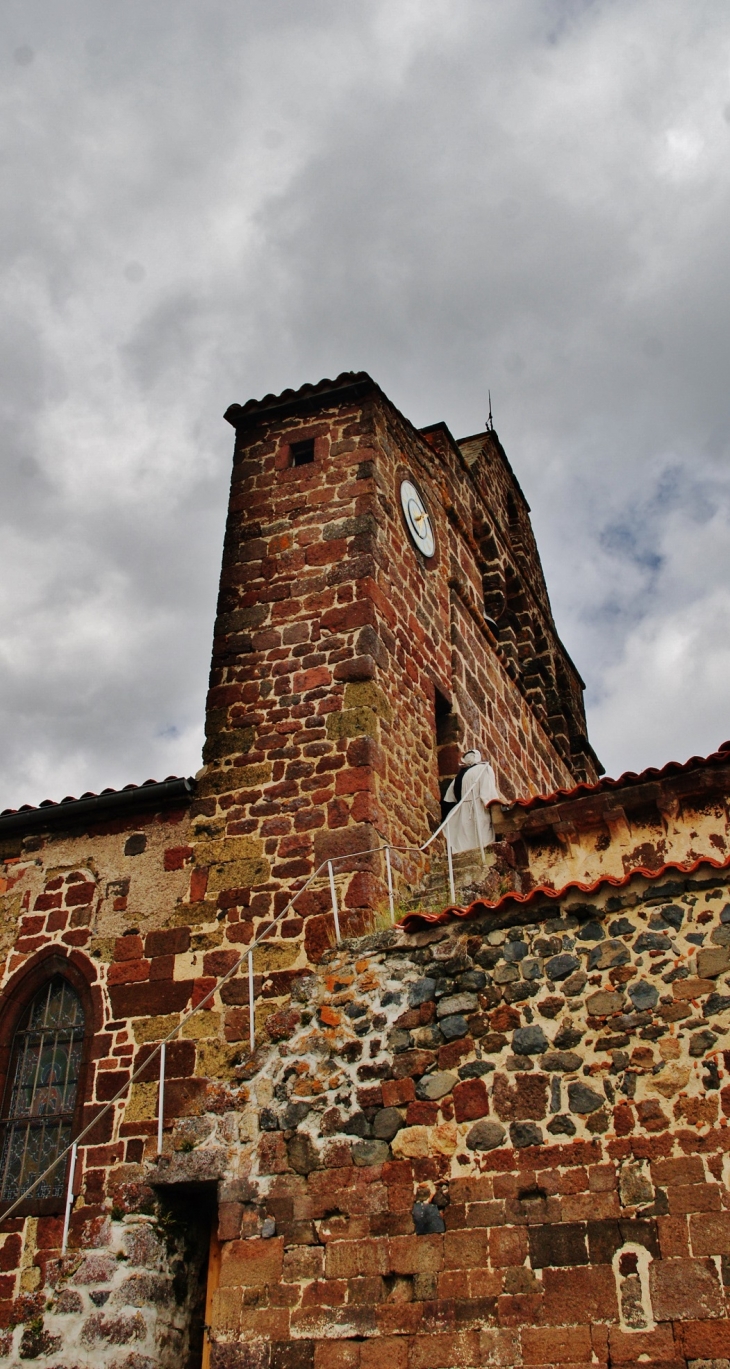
[3,784,730,1367]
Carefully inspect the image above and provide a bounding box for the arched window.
[0,976,84,1203]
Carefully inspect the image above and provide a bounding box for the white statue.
[442,748,500,854]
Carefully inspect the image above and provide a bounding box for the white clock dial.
[400,480,435,558]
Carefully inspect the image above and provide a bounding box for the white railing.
[0,786,489,1240]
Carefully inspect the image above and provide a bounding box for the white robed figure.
[442,749,500,854]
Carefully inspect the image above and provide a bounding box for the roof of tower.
[224,371,379,428]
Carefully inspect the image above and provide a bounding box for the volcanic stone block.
[493,1072,548,1121]
[529,1223,588,1268]
[372,1108,404,1141]
[416,1071,457,1101]
[465,1120,506,1151]
[698,947,730,979]
[588,940,631,970]
[568,1081,604,1114]
[545,953,580,981]
[512,1025,549,1055]
[628,980,659,1011]
[510,1121,543,1148]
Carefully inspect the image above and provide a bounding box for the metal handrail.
[0,783,489,1236]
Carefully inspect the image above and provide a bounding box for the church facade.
[0,373,728,1369]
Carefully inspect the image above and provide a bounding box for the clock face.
[400,479,436,559]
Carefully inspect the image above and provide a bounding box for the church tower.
[197,372,601,950]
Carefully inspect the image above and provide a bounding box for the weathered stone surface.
[466,1120,507,1150]
[568,1081,604,1114]
[586,990,625,1017]
[698,946,730,978]
[412,1202,446,1234]
[542,1049,582,1072]
[436,992,479,1018]
[587,940,631,970]
[545,953,580,981]
[415,1070,457,1100]
[408,978,436,1006]
[440,1014,469,1041]
[510,1121,543,1148]
[371,1107,404,1140]
[351,1138,390,1166]
[512,1024,549,1055]
[628,980,659,1011]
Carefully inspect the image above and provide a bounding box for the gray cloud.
[1,0,730,808]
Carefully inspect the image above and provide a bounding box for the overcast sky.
[1,0,729,810]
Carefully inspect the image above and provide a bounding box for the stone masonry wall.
[3,789,730,1368]
[200,378,594,964]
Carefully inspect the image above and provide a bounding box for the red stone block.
[522,1326,593,1364]
[107,980,193,1024]
[452,1078,489,1123]
[489,1226,528,1267]
[652,1156,705,1186]
[438,1038,474,1071]
[676,1319,730,1359]
[542,1265,618,1325]
[164,845,193,871]
[657,1215,690,1257]
[107,958,150,985]
[443,1228,489,1269]
[203,950,240,977]
[360,1338,407,1369]
[382,1078,415,1108]
[95,1070,131,1103]
[406,1101,439,1125]
[189,868,209,901]
[192,979,217,1009]
[219,1237,284,1287]
[688,1210,730,1254]
[607,1325,677,1363]
[479,1328,521,1367]
[34,893,61,911]
[314,1342,360,1369]
[357,1085,383,1109]
[65,881,95,906]
[649,1256,724,1321]
[613,1103,635,1135]
[113,933,144,962]
[409,1331,480,1369]
[61,929,90,948]
[0,1237,21,1272]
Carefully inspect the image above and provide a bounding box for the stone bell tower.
[196,372,601,952]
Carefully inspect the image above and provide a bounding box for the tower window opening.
[291,439,315,466]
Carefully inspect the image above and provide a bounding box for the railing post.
[157,1041,166,1155]
[446,829,456,904]
[61,1142,77,1254]
[385,847,395,923]
[248,951,255,1052]
[474,793,485,863]
[328,861,341,944]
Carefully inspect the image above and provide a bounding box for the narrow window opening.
[291,438,315,466]
[0,976,84,1206]
[434,688,461,822]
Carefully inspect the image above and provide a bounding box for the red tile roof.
[398,853,730,932]
[488,740,730,817]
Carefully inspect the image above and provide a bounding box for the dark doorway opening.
[155,1185,219,1369]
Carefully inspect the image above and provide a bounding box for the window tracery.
[0,976,84,1203]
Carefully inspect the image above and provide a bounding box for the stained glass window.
[0,977,84,1203]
